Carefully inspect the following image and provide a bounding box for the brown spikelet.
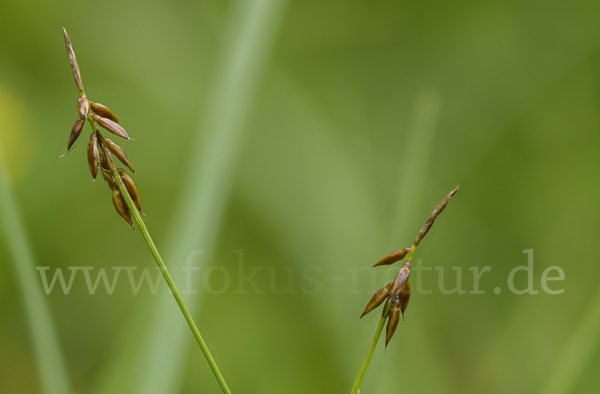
[78,95,90,117]
[66,116,85,152]
[399,280,411,322]
[112,187,133,228]
[89,101,119,123]
[360,282,392,318]
[92,114,130,140]
[87,132,99,181]
[373,247,412,267]
[413,185,459,246]
[389,262,411,300]
[105,138,135,173]
[385,298,401,349]
[117,168,142,213]
[100,167,115,189]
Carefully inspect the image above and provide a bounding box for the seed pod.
[373,247,412,267]
[361,282,392,318]
[78,95,90,117]
[414,185,459,246]
[105,138,135,173]
[389,262,411,300]
[90,101,119,123]
[385,298,401,348]
[87,132,99,181]
[92,114,130,140]
[66,116,85,151]
[112,187,133,228]
[118,168,142,212]
[399,280,411,322]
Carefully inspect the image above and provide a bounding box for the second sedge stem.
[111,170,232,394]
[351,244,417,393]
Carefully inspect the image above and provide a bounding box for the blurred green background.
[1,0,599,393]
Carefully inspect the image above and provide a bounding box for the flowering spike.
[87,132,99,181]
[105,138,135,173]
[92,114,130,140]
[89,101,119,123]
[373,247,412,267]
[360,282,392,318]
[414,185,459,246]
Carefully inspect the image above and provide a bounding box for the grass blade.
[132,1,288,393]
[542,286,600,394]
[0,152,72,394]
[388,87,443,248]
[373,88,451,393]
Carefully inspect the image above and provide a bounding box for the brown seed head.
[89,101,119,123]
[361,282,393,318]
[373,247,412,267]
[413,185,459,246]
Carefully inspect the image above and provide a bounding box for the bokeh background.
[1,0,599,393]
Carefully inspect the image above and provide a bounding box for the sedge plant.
[351,186,459,394]
[60,28,232,394]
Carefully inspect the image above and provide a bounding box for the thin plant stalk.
[110,169,232,394]
[129,2,288,393]
[542,285,600,394]
[351,245,416,394]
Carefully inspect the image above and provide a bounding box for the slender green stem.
[351,244,417,393]
[351,308,388,394]
[111,170,232,394]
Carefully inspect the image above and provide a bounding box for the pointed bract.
[93,114,130,140]
[90,101,119,123]
[87,132,99,181]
